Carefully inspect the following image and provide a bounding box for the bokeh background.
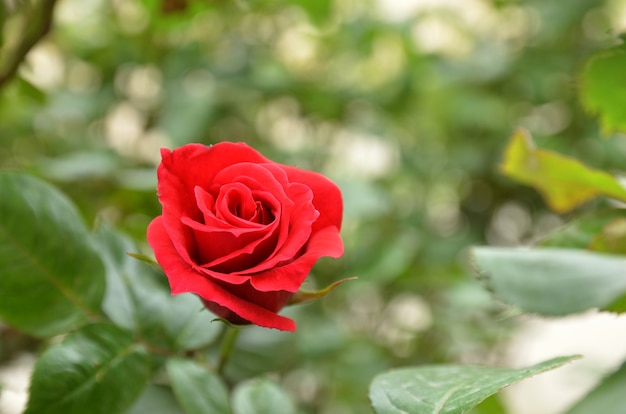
[2,0,626,413]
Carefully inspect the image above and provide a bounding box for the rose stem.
[217,327,240,374]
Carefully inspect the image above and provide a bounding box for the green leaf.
[369,356,578,414]
[96,224,139,331]
[25,323,152,414]
[565,361,626,414]
[579,44,626,134]
[160,295,222,351]
[288,277,357,305]
[472,247,626,315]
[126,385,185,414]
[232,378,296,414]
[468,394,506,414]
[499,129,626,213]
[0,172,105,337]
[95,224,221,351]
[167,358,231,414]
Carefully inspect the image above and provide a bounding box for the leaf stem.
[217,327,240,375]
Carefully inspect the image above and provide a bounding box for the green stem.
[217,327,240,374]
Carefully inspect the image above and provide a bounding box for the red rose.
[147,142,343,331]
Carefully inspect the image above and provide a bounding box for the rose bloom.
[147,142,343,331]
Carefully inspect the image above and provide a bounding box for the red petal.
[249,225,344,292]
[147,216,296,331]
[282,166,343,233]
[156,143,271,266]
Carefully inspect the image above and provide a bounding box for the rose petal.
[147,216,296,331]
[232,181,319,274]
[161,143,270,195]
[190,224,342,289]
[149,142,344,332]
[283,166,343,233]
[156,143,272,266]
[215,184,276,227]
[185,216,279,273]
[249,225,344,292]
[217,184,261,224]
[195,186,279,235]
[155,171,198,265]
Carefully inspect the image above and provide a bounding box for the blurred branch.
[0,0,58,90]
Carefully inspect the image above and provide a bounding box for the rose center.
[222,186,274,225]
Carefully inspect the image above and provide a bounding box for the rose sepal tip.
[288,277,357,306]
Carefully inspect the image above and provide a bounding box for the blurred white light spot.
[411,15,473,57]
[608,0,626,33]
[358,35,406,89]
[0,353,35,414]
[376,0,445,22]
[115,65,163,109]
[128,66,162,108]
[56,0,106,24]
[521,101,572,136]
[487,202,532,245]
[377,294,433,357]
[105,102,145,155]
[257,96,310,152]
[283,370,320,404]
[112,0,149,35]
[275,24,319,74]
[21,42,65,91]
[505,312,626,414]
[330,131,397,179]
[386,294,433,332]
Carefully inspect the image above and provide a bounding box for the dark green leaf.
[579,44,626,134]
[369,356,578,414]
[126,384,185,414]
[95,224,221,351]
[472,247,626,315]
[167,358,231,414]
[25,323,152,414]
[232,378,296,414]
[0,172,105,337]
[97,224,138,331]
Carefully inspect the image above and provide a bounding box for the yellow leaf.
[500,129,626,213]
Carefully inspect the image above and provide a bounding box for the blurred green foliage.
[2,0,626,412]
